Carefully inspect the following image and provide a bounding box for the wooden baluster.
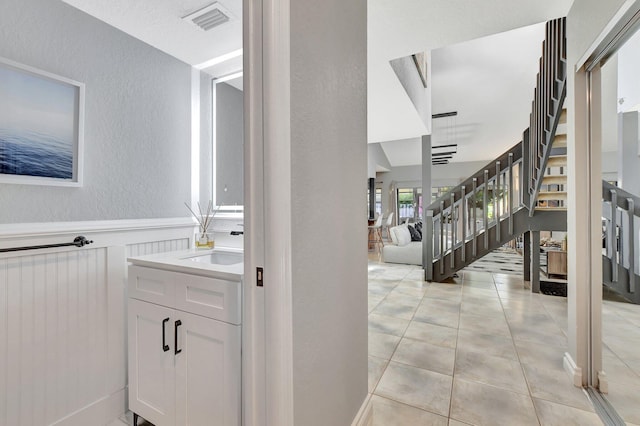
[483,170,489,250]
[495,161,501,242]
[627,198,635,293]
[472,178,477,257]
[440,201,445,276]
[508,153,514,234]
[610,189,618,283]
[451,193,456,270]
[426,210,434,282]
[461,186,466,263]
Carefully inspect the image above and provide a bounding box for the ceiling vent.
[183,2,234,31]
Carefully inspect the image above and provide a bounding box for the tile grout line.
[447,271,465,423]
[369,262,463,421]
[368,264,425,401]
[492,270,545,426]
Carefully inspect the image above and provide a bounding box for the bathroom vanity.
[127,249,243,426]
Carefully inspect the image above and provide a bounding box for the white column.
[245,0,369,425]
[565,64,603,388]
[422,135,432,273]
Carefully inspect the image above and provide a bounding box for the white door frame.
[571,0,640,390]
[243,0,294,425]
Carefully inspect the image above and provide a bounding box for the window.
[432,186,453,203]
[398,187,422,223]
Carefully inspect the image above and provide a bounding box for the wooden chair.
[368,214,384,251]
[383,212,394,241]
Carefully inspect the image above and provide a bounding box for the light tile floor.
[111,250,640,426]
[602,296,640,424]
[367,257,605,426]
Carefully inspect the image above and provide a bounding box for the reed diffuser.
[185,201,221,249]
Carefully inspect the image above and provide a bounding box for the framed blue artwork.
[0,57,84,186]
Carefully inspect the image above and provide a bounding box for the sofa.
[382,224,422,265]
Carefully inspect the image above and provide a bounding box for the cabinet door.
[128,299,176,426]
[175,311,241,426]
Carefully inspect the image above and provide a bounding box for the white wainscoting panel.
[0,218,195,425]
[0,248,109,425]
[126,238,190,258]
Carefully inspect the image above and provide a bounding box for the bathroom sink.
[187,251,243,265]
[128,248,244,280]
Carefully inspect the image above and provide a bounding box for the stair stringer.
[431,209,567,282]
[602,257,640,304]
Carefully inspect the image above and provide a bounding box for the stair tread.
[558,109,567,124]
[554,128,567,136]
[547,157,567,167]
[542,175,567,184]
[552,134,567,148]
[535,206,567,211]
[537,191,567,201]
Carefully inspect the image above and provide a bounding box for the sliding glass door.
[583,5,640,422]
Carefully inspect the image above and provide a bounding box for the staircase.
[425,17,567,282]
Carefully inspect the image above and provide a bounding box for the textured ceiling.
[61,0,242,67]
[62,0,573,166]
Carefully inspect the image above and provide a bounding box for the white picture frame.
[0,56,84,187]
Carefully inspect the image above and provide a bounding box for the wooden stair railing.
[527,17,567,214]
[425,142,525,281]
[602,181,640,304]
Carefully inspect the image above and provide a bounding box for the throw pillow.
[395,225,412,246]
[408,224,422,241]
[415,221,423,237]
[389,226,400,245]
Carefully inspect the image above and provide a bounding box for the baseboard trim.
[51,388,126,426]
[598,370,609,394]
[563,352,583,387]
[351,394,373,426]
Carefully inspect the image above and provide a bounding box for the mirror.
[212,74,243,206]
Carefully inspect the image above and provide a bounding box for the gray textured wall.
[215,82,243,206]
[290,0,368,424]
[0,0,192,222]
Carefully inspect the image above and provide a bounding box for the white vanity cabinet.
[127,264,242,426]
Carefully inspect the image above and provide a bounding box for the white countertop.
[128,247,244,280]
